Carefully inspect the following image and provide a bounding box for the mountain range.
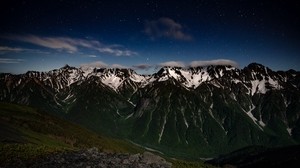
[1,63,300,158]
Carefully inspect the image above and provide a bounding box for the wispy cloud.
[111,64,128,69]
[3,35,138,56]
[0,58,24,64]
[0,46,27,52]
[86,54,97,58]
[132,64,152,70]
[9,35,78,53]
[189,59,239,67]
[80,61,108,69]
[0,46,49,55]
[157,61,186,68]
[80,61,129,69]
[145,17,193,41]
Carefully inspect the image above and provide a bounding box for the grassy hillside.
[0,102,214,168]
[0,102,143,164]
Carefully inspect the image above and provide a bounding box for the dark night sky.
[0,0,299,74]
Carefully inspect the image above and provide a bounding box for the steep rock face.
[0,63,300,157]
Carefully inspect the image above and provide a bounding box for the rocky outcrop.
[7,148,172,168]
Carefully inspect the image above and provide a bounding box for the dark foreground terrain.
[2,147,171,168]
[207,145,300,167]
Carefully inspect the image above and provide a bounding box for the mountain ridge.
[1,62,300,158]
[3,62,299,92]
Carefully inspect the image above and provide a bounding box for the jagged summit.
[247,62,265,69]
[1,63,299,91]
[93,67,137,76]
[62,64,72,69]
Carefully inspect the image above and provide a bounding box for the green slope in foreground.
[0,102,214,168]
[0,102,143,164]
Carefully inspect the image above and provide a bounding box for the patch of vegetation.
[0,143,68,166]
[170,159,216,168]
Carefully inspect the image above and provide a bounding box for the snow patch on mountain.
[287,128,292,136]
[66,69,82,86]
[243,104,264,130]
[181,68,211,88]
[127,99,136,107]
[158,117,166,144]
[251,80,266,95]
[80,66,95,77]
[101,75,124,90]
[268,77,280,89]
[154,67,215,89]
[63,93,74,101]
[130,73,147,83]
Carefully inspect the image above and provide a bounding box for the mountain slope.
[0,102,143,161]
[1,63,300,158]
[0,102,215,168]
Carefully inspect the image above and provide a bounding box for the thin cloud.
[132,64,152,70]
[0,46,50,55]
[80,61,128,69]
[86,55,97,58]
[0,46,27,52]
[145,17,193,41]
[10,35,77,53]
[111,64,128,69]
[80,61,108,69]
[158,61,186,68]
[0,58,24,64]
[96,47,137,56]
[3,35,138,56]
[189,59,239,67]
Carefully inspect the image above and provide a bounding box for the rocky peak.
[62,64,72,69]
[93,68,136,78]
[247,62,265,70]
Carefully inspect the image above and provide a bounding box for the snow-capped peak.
[84,68,148,91]
[151,65,238,89]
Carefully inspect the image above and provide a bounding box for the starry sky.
[0,0,300,74]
